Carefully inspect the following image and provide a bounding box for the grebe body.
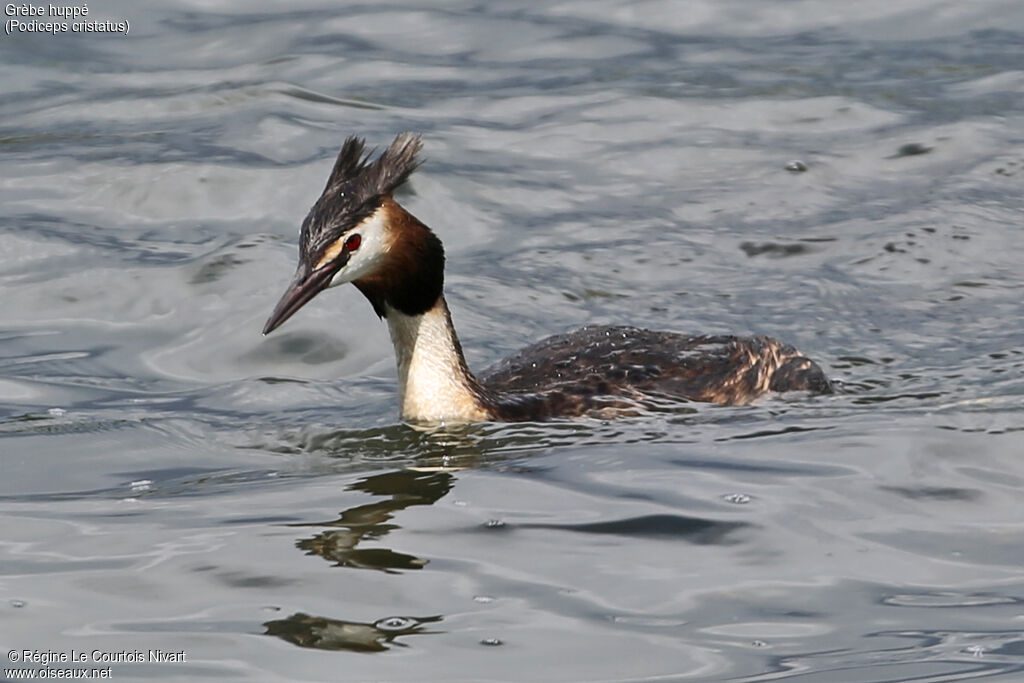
[263,134,831,423]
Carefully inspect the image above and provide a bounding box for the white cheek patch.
[327,207,391,286]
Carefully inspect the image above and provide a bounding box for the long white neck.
[384,297,491,424]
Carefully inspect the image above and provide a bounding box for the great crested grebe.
[263,133,831,423]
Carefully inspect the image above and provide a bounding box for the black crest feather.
[301,133,424,256]
[323,132,423,198]
[323,136,369,191]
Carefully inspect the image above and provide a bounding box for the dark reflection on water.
[879,485,982,502]
[518,514,752,544]
[264,612,443,652]
[288,470,452,572]
[266,417,696,468]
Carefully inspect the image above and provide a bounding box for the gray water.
[2,1,1024,681]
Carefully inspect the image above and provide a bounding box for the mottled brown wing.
[480,325,830,410]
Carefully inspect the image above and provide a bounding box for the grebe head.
[263,132,444,334]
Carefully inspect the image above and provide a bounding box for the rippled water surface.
[3,1,1024,681]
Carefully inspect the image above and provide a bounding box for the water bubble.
[375,616,417,632]
[722,493,751,504]
[965,645,985,657]
[453,500,468,507]
[473,595,495,604]
[47,408,67,417]
[129,479,152,492]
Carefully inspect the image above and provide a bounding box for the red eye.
[345,233,361,251]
